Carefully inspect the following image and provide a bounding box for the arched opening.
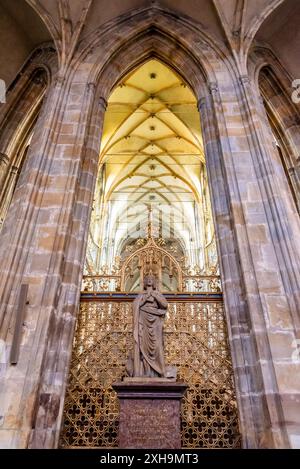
[85,59,217,291]
[0,66,48,231]
[60,59,240,449]
[258,65,300,212]
[0,0,52,87]
[0,0,57,231]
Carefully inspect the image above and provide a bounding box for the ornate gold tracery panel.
[82,235,222,294]
[60,299,241,448]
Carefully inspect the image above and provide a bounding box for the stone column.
[198,91,264,448]
[0,74,106,449]
[199,73,300,448]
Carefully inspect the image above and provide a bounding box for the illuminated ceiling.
[88,60,216,273]
[99,58,205,219]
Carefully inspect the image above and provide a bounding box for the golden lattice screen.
[59,300,240,448]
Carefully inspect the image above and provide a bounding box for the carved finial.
[147,204,153,238]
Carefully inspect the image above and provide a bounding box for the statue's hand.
[151,291,167,308]
[142,292,154,303]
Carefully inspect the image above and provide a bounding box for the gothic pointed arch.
[24,0,60,52]
[0,45,57,230]
[52,11,260,450]
[2,2,298,451]
[248,46,300,212]
[242,0,285,62]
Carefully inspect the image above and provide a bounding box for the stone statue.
[126,275,168,378]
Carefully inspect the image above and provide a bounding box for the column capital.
[99,96,108,111]
[239,75,250,86]
[208,82,219,95]
[197,97,207,111]
[53,73,65,87]
[10,165,19,175]
[87,82,96,94]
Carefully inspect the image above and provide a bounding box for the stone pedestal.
[113,380,187,449]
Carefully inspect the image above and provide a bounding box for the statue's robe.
[128,291,167,377]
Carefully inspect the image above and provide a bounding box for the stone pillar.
[113,380,187,449]
[198,71,300,449]
[0,74,106,448]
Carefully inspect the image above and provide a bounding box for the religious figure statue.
[126,275,168,378]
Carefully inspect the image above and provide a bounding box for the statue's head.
[143,275,157,290]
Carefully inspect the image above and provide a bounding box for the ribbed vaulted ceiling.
[100,59,204,217]
[87,60,216,273]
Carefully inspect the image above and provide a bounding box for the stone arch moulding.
[0,45,58,230]
[241,0,285,71]
[30,19,263,449]
[0,44,57,156]
[24,0,60,55]
[80,15,299,449]
[248,46,300,211]
[1,8,295,450]
[24,17,256,449]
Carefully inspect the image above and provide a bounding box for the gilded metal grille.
[60,299,240,448]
